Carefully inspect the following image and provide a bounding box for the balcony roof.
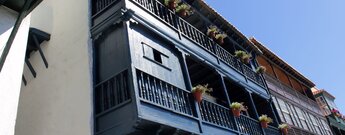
[249,37,315,87]
[193,0,263,54]
[313,89,335,99]
[1,0,42,14]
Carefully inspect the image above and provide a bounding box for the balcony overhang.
[249,37,315,88]
[1,0,42,14]
[327,116,345,131]
[0,0,43,72]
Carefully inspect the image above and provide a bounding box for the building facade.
[251,38,333,135]
[15,0,285,135]
[313,89,345,135]
[91,0,282,134]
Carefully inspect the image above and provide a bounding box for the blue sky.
[204,0,345,113]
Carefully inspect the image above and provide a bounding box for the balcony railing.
[137,70,195,117]
[242,64,265,86]
[92,0,119,15]
[126,0,266,88]
[199,100,236,130]
[265,125,280,135]
[235,115,262,135]
[135,70,280,134]
[94,70,131,114]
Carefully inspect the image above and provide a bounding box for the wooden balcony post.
[248,91,266,135]
[178,50,203,133]
[268,99,280,126]
[217,72,239,132]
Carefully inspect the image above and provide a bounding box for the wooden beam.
[33,34,48,68]
[25,58,36,78]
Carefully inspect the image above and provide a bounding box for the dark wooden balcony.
[135,69,279,134]
[94,68,280,134]
[91,0,280,134]
[91,0,266,91]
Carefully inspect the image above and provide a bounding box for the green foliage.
[176,4,191,12]
[230,102,247,111]
[164,0,180,7]
[255,66,266,74]
[192,84,213,94]
[234,50,247,58]
[215,33,227,39]
[259,114,273,123]
[235,50,252,64]
[207,25,219,35]
[278,123,289,129]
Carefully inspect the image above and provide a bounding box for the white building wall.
[14,0,93,134]
[0,6,31,135]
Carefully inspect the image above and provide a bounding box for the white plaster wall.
[15,0,93,134]
[0,6,31,135]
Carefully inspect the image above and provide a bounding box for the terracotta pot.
[208,31,216,39]
[232,108,241,117]
[281,128,288,135]
[216,37,224,45]
[168,1,176,10]
[193,91,203,103]
[178,10,187,17]
[260,121,268,128]
[242,57,251,64]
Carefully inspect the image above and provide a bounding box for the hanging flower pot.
[215,33,227,45]
[260,121,268,128]
[258,114,272,128]
[281,128,288,135]
[193,91,203,103]
[241,55,252,64]
[207,25,218,39]
[232,108,241,117]
[164,0,180,10]
[192,84,213,103]
[234,50,247,59]
[255,66,266,74]
[278,124,289,135]
[176,4,192,18]
[230,102,247,117]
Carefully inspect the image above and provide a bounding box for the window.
[309,114,322,134]
[295,107,309,130]
[288,105,302,128]
[320,119,332,135]
[304,112,316,133]
[142,42,170,69]
[277,98,293,124]
[272,96,285,122]
[153,49,162,64]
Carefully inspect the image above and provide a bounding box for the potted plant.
[278,123,289,135]
[215,33,227,45]
[256,66,266,74]
[234,50,247,58]
[175,4,192,17]
[207,25,218,39]
[192,84,213,103]
[234,50,251,64]
[258,114,272,128]
[241,54,252,64]
[230,102,247,117]
[164,0,180,10]
[331,108,341,117]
